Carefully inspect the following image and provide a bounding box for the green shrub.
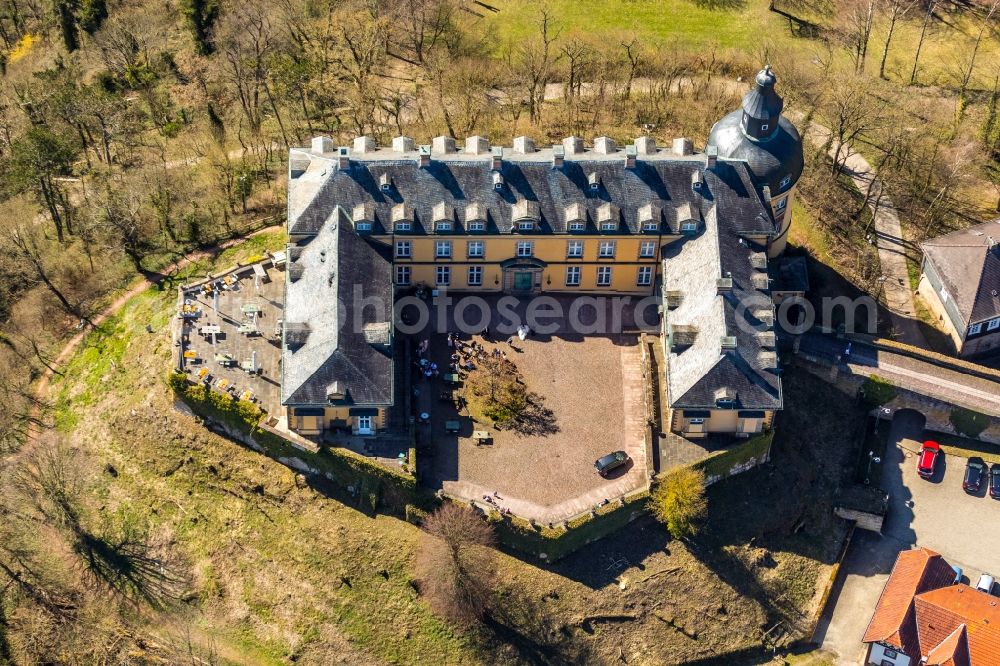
[650,467,707,539]
[950,408,990,439]
[405,504,429,526]
[861,375,897,406]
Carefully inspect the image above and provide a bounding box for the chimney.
[311,136,334,155]
[563,136,584,155]
[491,146,503,171]
[379,173,391,192]
[418,144,431,168]
[635,136,657,155]
[432,135,456,154]
[625,144,637,169]
[465,135,490,155]
[492,172,504,191]
[762,185,772,204]
[594,136,617,155]
[706,145,718,169]
[672,138,693,156]
[353,136,376,153]
[337,146,350,169]
[513,136,535,154]
[392,136,415,153]
[552,144,564,168]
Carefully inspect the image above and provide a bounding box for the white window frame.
[637,266,653,286]
[569,221,586,231]
[395,240,411,258]
[467,240,484,258]
[598,241,616,258]
[436,221,453,232]
[435,240,452,258]
[467,265,483,286]
[435,265,450,286]
[516,241,534,257]
[596,266,612,286]
[969,322,983,335]
[775,196,787,211]
[395,265,411,285]
[642,221,659,232]
[600,221,617,231]
[395,221,411,232]
[988,318,1000,332]
[639,241,656,258]
[517,220,535,231]
[779,175,792,190]
[468,220,485,231]
[681,222,698,233]
[688,417,705,425]
[761,123,769,132]
[565,266,581,286]
[567,240,584,258]
[356,222,372,231]
[356,415,373,435]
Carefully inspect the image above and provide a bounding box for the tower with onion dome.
[707,65,804,258]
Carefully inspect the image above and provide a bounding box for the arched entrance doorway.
[500,256,547,293]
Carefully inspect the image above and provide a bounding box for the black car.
[990,463,1000,499]
[963,457,987,494]
[595,451,629,477]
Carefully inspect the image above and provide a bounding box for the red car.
[917,441,941,479]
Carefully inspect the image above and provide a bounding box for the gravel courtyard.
[417,296,652,523]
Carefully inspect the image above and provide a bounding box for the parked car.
[917,440,941,479]
[990,463,1000,499]
[595,451,629,477]
[963,457,987,493]
[976,573,995,595]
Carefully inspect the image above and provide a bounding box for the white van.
[976,573,995,595]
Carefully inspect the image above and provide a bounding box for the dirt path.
[25,224,284,443]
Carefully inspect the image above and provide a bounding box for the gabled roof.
[921,219,1000,325]
[923,624,969,666]
[914,585,1000,665]
[280,209,393,407]
[862,547,956,655]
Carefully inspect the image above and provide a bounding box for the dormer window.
[681,222,698,233]
[638,203,660,232]
[588,172,599,192]
[518,220,535,231]
[353,203,374,232]
[597,203,619,231]
[493,172,503,190]
[433,202,454,232]
[380,173,391,192]
[779,174,792,190]
[512,200,539,228]
[692,171,703,191]
[565,203,586,231]
[392,203,413,232]
[464,202,487,231]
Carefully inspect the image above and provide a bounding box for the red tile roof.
[863,547,957,657]
[915,585,1000,665]
[923,624,970,666]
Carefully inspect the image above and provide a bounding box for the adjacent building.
[281,66,803,440]
[862,547,1000,665]
[918,219,1000,357]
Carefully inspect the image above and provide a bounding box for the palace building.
[280,66,804,439]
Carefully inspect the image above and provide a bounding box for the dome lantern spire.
[740,64,784,141]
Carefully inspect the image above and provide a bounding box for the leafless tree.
[414,503,495,628]
[877,0,917,80]
[909,0,936,84]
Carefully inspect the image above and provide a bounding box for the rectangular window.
[597,266,612,286]
[435,266,450,286]
[436,221,452,232]
[468,220,485,231]
[467,266,483,286]
[467,241,484,258]
[517,220,535,231]
[565,266,581,286]
[435,240,452,258]
[569,221,586,231]
[516,241,534,257]
[681,222,698,232]
[601,221,617,231]
[642,221,659,232]
[639,241,657,258]
[395,240,411,258]
[780,175,792,190]
[970,323,983,336]
[775,197,787,211]
[567,240,584,258]
[988,318,1000,331]
[395,221,411,232]
[395,265,411,285]
[637,266,653,286]
[599,241,616,258]
[356,222,372,231]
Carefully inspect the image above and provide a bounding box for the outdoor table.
[237,324,257,334]
[445,420,460,433]
[199,325,221,335]
[239,390,255,402]
[443,373,461,384]
[473,431,491,445]
[183,350,197,359]
[215,353,234,365]
[197,368,209,381]
[224,274,237,286]
[215,378,230,391]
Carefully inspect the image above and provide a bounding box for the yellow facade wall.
[288,407,386,435]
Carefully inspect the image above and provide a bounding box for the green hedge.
[860,375,897,406]
[694,431,774,482]
[493,489,650,562]
[949,407,990,439]
[169,372,423,512]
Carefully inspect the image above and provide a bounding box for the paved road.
[815,410,1000,664]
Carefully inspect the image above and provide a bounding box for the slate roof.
[280,208,393,407]
[863,547,957,657]
[921,220,1000,326]
[286,146,773,239]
